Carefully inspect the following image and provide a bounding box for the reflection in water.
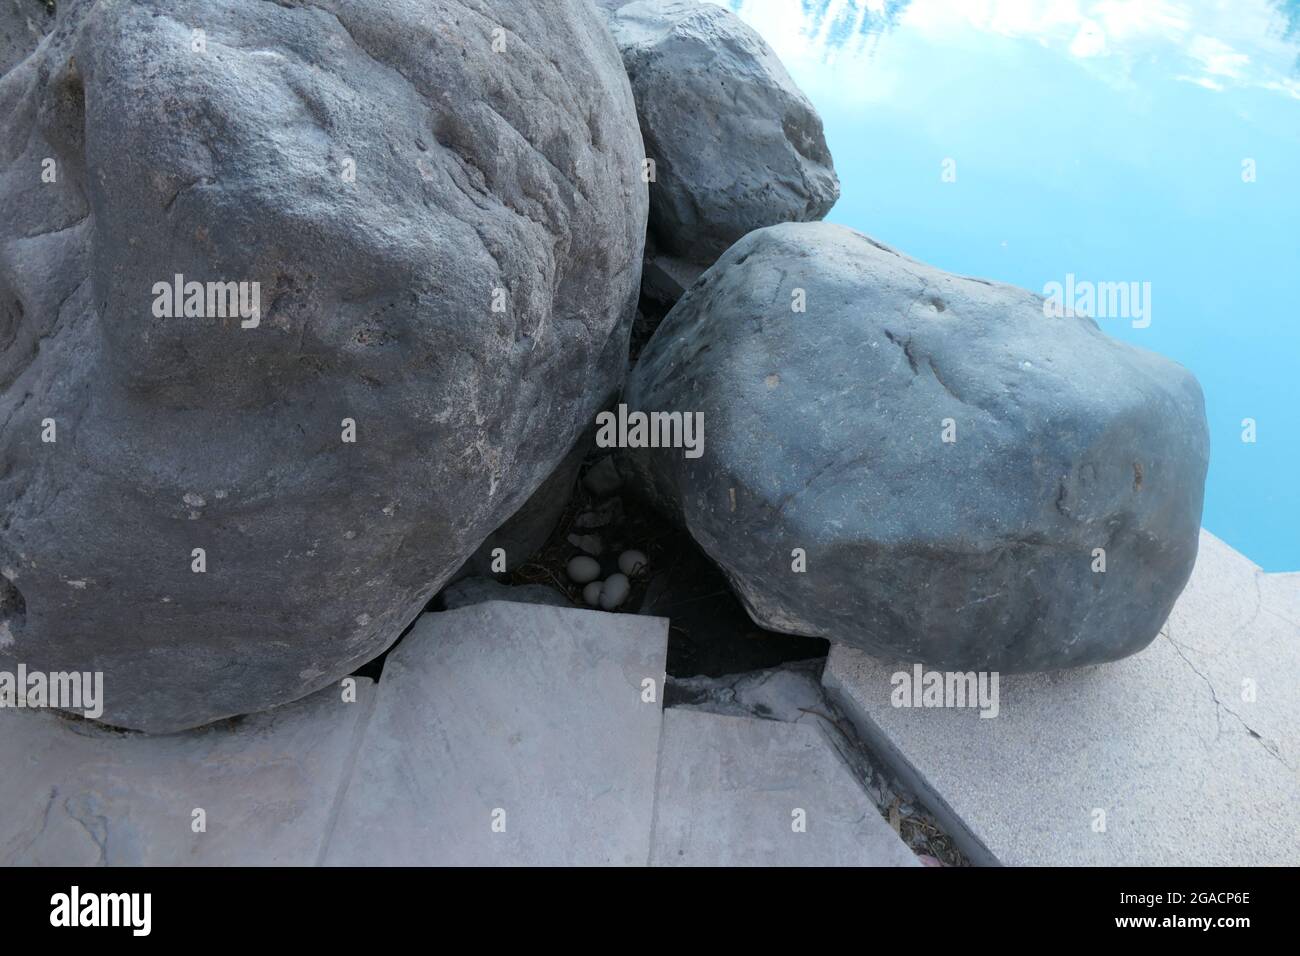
[725,0,912,62]
[726,0,1300,100]
[1275,0,1300,70]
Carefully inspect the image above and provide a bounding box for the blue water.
[724,0,1300,571]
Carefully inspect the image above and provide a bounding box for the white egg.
[566,555,601,584]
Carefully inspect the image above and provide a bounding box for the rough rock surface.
[623,222,1210,671]
[0,0,52,77]
[0,0,647,732]
[605,0,838,264]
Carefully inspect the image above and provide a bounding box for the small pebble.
[582,581,604,606]
[617,549,648,577]
[565,555,601,584]
[599,572,630,610]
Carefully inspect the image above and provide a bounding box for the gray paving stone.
[0,680,375,866]
[823,530,1300,866]
[650,708,919,866]
[324,603,668,865]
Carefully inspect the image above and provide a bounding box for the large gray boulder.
[605,0,838,266]
[623,222,1210,672]
[0,0,647,732]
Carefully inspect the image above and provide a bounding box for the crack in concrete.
[1232,571,1267,644]
[1161,622,1291,771]
[62,794,110,866]
[9,786,59,861]
[1255,570,1300,630]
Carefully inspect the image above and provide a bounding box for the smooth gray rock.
[0,679,375,866]
[624,221,1209,671]
[650,708,919,866]
[0,0,648,732]
[606,0,838,264]
[324,604,669,865]
[0,0,51,77]
[440,576,570,611]
[823,530,1300,866]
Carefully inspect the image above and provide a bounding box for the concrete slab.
[324,603,668,865]
[822,529,1300,866]
[0,679,375,866]
[650,708,919,866]
[1259,572,1299,629]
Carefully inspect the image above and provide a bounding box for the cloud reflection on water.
[722,0,1300,98]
